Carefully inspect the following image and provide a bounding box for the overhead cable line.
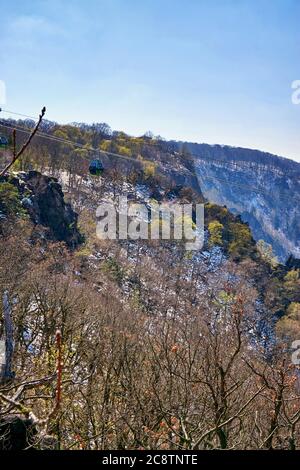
[0,111,298,202]
[1,107,297,177]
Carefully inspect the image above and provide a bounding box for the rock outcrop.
[1,171,83,247]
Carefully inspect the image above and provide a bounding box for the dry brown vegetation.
[1,211,300,450]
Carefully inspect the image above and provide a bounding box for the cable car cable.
[0,113,298,203]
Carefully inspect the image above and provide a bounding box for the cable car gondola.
[89,159,104,176]
[0,136,8,148]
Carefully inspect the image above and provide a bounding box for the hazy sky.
[1,0,299,161]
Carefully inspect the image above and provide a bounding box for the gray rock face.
[6,171,83,248]
[174,143,300,262]
[194,159,300,261]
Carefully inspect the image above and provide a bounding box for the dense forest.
[0,119,300,450]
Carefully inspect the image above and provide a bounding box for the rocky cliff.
[175,143,300,261]
[0,171,83,247]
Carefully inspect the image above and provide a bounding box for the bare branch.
[0,107,46,176]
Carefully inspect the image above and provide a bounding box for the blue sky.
[0,0,299,161]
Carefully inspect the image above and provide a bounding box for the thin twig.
[0,107,46,176]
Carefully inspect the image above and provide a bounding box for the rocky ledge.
[1,171,83,248]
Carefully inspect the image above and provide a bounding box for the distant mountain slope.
[179,142,300,174]
[1,118,299,260]
[175,142,300,261]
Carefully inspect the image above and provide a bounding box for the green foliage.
[143,161,156,180]
[257,239,279,268]
[228,222,253,260]
[75,245,92,257]
[208,220,224,246]
[214,290,236,308]
[205,203,229,225]
[284,269,299,284]
[130,286,143,310]
[284,269,300,302]
[100,140,112,151]
[117,145,131,157]
[205,203,256,260]
[276,302,300,340]
[286,302,300,320]
[102,257,124,285]
[0,182,26,218]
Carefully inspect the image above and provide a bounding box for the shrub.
[0,182,25,217]
[208,220,224,246]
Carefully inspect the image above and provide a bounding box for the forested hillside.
[1,117,299,261]
[1,123,300,448]
[1,0,299,456]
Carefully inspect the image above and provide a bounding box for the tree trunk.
[0,291,14,382]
